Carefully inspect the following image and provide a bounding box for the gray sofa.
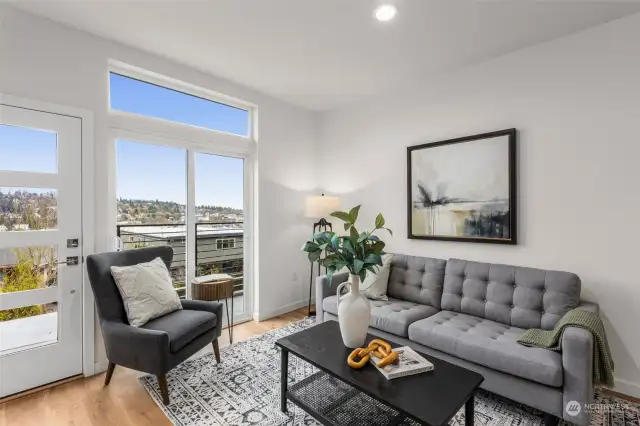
[316,255,597,426]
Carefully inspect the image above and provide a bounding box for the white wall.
[320,13,640,397]
[0,5,318,369]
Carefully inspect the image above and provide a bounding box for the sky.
[1,73,247,209]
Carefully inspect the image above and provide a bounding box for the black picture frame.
[407,128,517,245]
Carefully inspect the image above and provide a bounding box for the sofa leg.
[543,413,559,426]
[157,375,170,405]
[104,362,116,386]
[212,339,221,363]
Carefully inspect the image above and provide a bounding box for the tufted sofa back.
[441,258,581,330]
[387,254,447,308]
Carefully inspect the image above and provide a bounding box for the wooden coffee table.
[275,321,483,426]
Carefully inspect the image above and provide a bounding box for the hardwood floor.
[2,306,638,426]
[0,307,309,426]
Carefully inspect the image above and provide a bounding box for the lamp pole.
[308,217,332,316]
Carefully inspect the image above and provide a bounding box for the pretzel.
[376,351,399,368]
[347,348,370,369]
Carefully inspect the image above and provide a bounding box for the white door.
[0,104,83,397]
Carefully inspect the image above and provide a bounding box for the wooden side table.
[191,274,235,343]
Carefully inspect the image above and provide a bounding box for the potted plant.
[302,205,392,347]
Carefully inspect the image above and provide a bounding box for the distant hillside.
[0,189,57,231]
[0,190,242,230]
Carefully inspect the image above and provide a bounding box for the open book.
[369,346,434,380]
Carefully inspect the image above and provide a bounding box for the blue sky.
[1,73,246,209]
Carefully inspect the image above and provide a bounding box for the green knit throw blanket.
[517,308,615,388]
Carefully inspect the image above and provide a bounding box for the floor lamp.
[305,194,341,316]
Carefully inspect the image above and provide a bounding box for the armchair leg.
[213,339,221,363]
[104,362,116,386]
[157,375,170,405]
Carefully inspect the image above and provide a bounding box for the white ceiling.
[11,0,640,111]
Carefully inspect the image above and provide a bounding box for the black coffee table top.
[276,321,484,426]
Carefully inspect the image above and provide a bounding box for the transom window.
[109,72,250,137]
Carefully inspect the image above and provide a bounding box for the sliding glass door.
[115,139,251,324]
[194,152,247,321]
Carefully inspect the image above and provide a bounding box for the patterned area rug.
[140,318,639,426]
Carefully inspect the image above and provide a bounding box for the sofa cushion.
[142,309,217,353]
[408,311,563,387]
[442,259,581,330]
[323,295,438,337]
[386,254,446,308]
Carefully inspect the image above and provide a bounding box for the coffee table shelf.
[288,371,421,426]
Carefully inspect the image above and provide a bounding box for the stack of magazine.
[369,347,434,380]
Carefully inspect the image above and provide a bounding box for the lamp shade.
[305,195,341,219]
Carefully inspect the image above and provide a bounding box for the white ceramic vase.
[336,274,371,348]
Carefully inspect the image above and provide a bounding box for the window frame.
[216,238,236,250]
[108,61,256,140]
[106,62,257,325]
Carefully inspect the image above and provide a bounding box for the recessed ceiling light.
[374,4,398,22]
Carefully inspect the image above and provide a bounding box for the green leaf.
[365,265,378,275]
[308,251,321,263]
[353,259,365,274]
[358,270,367,284]
[334,261,348,271]
[315,231,335,243]
[370,241,386,254]
[343,222,351,232]
[363,253,382,266]
[349,226,359,244]
[357,231,369,244]
[375,213,385,229]
[343,238,356,256]
[348,205,361,223]
[330,211,351,223]
[301,241,318,252]
[330,233,340,250]
[384,227,393,236]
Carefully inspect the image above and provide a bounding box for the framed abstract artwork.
[407,129,517,244]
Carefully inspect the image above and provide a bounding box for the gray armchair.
[87,246,223,405]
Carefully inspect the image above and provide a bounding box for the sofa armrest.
[561,301,598,426]
[315,271,349,322]
[181,299,224,339]
[101,320,170,376]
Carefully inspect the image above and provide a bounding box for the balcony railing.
[116,221,243,298]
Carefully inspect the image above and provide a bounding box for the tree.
[0,249,49,321]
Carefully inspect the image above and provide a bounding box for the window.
[0,125,57,173]
[109,73,250,136]
[216,238,235,250]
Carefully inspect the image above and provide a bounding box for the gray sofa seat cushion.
[386,255,446,308]
[142,309,217,353]
[442,259,581,330]
[408,311,563,387]
[323,295,438,337]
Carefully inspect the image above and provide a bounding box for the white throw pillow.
[361,254,393,301]
[110,257,182,327]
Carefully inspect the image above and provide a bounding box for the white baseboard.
[614,377,640,399]
[255,298,314,322]
[93,359,109,375]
